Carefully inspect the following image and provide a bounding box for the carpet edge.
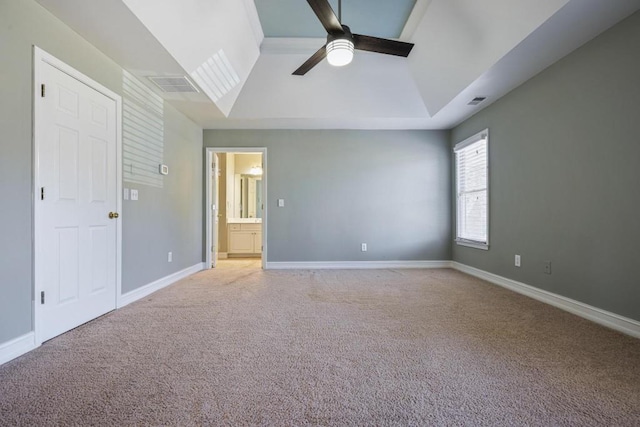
[265,261,453,269]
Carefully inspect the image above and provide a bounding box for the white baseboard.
[218,252,228,259]
[0,332,37,366]
[452,262,640,339]
[266,261,453,270]
[117,262,206,308]
[1,262,206,367]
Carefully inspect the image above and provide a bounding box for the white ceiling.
[35,0,640,130]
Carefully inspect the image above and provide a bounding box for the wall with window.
[451,10,640,322]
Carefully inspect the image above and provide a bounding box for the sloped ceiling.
[121,0,263,116]
[35,0,640,130]
[408,0,570,116]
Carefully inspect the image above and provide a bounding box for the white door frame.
[210,152,219,268]
[205,147,267,269]
[32,46,123,346]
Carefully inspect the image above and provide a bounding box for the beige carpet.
[1,262,639,426]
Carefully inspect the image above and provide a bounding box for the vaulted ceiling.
[36,0,640,130]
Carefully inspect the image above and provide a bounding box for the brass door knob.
[109,212,120,219]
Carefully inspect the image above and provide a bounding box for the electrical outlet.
[168,252,172,262]
[515,255,521,267]
[130,189,139,201]
[361,243,367,252]
[543,261,551,274]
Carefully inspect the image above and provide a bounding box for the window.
[454,130,489,250]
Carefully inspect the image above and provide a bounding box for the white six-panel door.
[36,54,119,342]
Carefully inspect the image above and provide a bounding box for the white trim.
[0,333,37,366]
[454,128,489,249]
[455,239,489,250]
[400,0,434,40]
[218,252,228,259]
[117,262,205,308]
[452,262,640,339]
[454,128,489,152]
[204,150,220,268]
[266,261,453,270]
[33,46,123,346]
[205,147,267,270]
[241,0,265,47]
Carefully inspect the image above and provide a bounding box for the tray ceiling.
[35,0,640,129]
[254,0,417,38]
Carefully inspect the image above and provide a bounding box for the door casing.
[211,152,219,267]
[205,147,267,269]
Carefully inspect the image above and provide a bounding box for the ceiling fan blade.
[292,45,327,76]
[353,34,414,57]
[307,0,343,34]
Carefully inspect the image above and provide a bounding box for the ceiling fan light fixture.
[326,38,354,67]
[292,1,414,76]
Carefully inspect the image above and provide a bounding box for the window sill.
[455,239,489,250]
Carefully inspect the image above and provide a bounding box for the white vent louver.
[148,76,199,93]
[190,49,240,102]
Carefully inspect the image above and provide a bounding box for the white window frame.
[454,129,489,250]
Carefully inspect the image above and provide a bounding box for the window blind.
[455,132,488,245]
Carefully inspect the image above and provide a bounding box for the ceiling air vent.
[468,96,487,106]
[148,76,199,93]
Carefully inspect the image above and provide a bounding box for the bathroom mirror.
[237,174,262,219]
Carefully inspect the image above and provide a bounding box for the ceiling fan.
[293,0,415,75]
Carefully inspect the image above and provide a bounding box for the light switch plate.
[278,199,284,207]
[131,189,139,201]
[123,188,130,200]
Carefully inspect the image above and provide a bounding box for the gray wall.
[122,105,203,294]
[0,0,203,344]
[204,130,451,262]
[452,11,640,321]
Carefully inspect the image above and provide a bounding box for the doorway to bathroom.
[205,147,266,270]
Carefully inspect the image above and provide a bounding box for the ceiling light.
[249,165,263,176]
[326,25,354,67]
[327,38,354,67]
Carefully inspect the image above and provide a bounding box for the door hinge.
[40,187,45,200]
[41,84,46,98]
[40,291,45,304]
